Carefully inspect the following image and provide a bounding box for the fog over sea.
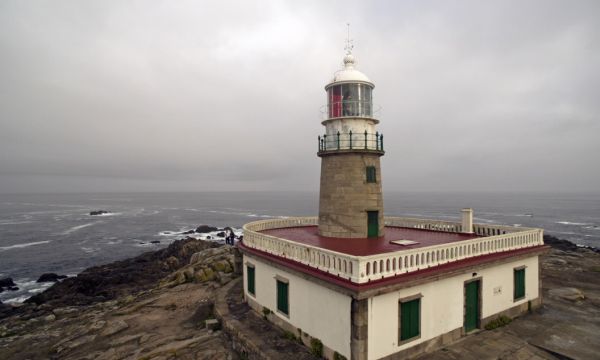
[1,191,599,304]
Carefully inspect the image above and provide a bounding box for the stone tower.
[318,48,384,238]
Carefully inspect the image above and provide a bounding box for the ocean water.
[1,191,598,303]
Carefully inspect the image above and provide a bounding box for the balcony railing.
[242,217,544,285]
[318,131,383,152]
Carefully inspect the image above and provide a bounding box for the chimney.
[461,208,473,234]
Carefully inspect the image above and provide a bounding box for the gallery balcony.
[317,131,384,156]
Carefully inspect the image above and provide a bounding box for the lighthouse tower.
[318,43,384,239]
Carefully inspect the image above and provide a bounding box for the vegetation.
[310,338,323,357]
[334,351,347,360]
[283,330,297,341]
[484,315,512,330]
[262,306,272,319]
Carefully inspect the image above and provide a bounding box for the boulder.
[216,232,226,237]
[549,287,585,302]
[37,273,67,283]
[0,277,16,288]
[89,210,110,216]
[181,229,195,235]
[195,225,218,233]
[150,240,160,244]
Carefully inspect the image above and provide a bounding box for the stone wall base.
[481,297,542,328]
[380,297,541,360]
[246,295,341,359]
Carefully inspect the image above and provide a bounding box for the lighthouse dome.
[327,54,374,89]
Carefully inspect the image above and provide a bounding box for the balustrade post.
[380,134,384,151]
[318,135,321,151]
[364,130,368,149]
[349,130,353,149]
[337,131,340,150]
[323,134,327,151]
[375,131,379,150]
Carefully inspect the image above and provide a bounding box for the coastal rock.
[0,277,16,288]
[101,320,129,336]
[181,229,196,235]
[37,273,67,283]
[0,277,18,293]
[549,287,585,302]
[216,231,226,237]
[195,225,218,233]
[150,240,160,244]
[89,210,110,216]
[544,235,579,252]
[24,238,219,308]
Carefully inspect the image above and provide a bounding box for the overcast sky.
[1,0,598,193]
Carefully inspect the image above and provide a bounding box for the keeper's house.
[238,47,547,360]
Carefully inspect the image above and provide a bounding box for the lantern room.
[324,54,375,119]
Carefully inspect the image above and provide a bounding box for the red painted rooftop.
[260,225,480,256]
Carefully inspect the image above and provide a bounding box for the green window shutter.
[366,166,376,183]
[400,298,420,341]
[247,266,255,295]
[277,280,289,315]
[514,268,525,300]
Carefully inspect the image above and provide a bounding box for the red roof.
[260,225,480,256]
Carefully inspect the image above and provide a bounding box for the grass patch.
[485,315,512,330]
[283,330,297,341]
[334,351,347,360]
[310,338,323,357]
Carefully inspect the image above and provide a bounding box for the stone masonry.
[318,151,384,238]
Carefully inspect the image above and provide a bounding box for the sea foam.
[0,240,51,252]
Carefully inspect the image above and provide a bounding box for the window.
[399,298,420,342]
[246,265,255,296]
[514,268,525,300]
[366,166,377,183]
[276,279,289,315]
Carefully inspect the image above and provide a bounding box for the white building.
[239,45,547,360]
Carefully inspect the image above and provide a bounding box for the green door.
[367,211,379,238]
[464,280,480,332]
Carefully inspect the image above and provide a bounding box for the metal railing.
[242,217,544,284]
[318,131,384,152]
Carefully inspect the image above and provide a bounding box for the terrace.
[241,217,544,284]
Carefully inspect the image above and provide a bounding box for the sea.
[1,191,598,304]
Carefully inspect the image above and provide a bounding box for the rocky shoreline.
[1,234,599,359]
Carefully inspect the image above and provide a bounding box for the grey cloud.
[1,0,599,193]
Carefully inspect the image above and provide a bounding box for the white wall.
[243,254,352,358]
[368,255,539,360]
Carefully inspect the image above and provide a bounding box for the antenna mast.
[344,23,354,55]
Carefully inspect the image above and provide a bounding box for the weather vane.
[344,23,354,55]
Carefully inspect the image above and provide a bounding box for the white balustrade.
[243,217,544,284]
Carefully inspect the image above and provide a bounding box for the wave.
[89,212,122,217]
[0,279,54,304]
[0,240,51,252]
[556,221,592,226]
[0,220,33,226]
[62,222,97,235]
[81,247,100,254]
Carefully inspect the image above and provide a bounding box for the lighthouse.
[240,36,546,360]
[318,45,384,239]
